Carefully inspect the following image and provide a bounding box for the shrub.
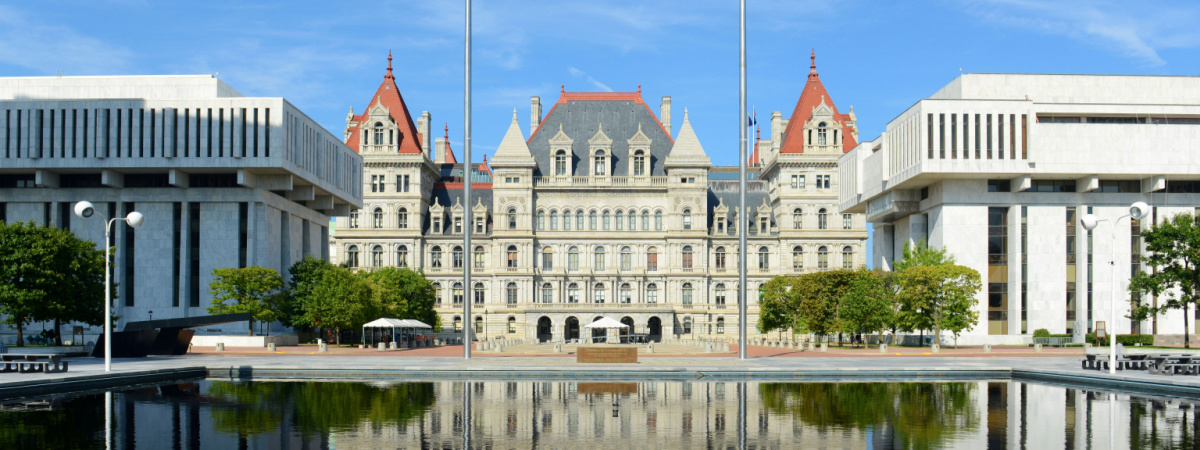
[1084,333,1155,346]
[1032,329,1051,338]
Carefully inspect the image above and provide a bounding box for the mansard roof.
[780,50,858,154]
[526,88,674,177]
[345,51,424,155]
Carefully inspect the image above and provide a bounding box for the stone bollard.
[495,344,503,353]
[1034,344,1043,353]
[318,342,328,353]
[807,342,816,351]
[267,343,276,352]
[390,342,398,350]
[215,342,225,352]
[378,342,387,351]
[983,344,992,353]
[358,344,364,349]
[931,344,940,353]
[879,344,888,353]
[553,343,562,353]
[647,343,654,354]
[820,343,828,352]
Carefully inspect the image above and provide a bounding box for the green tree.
[892,237,955,272]
[1128,213,1200,348]
[207,266,287,336]
[839,270,894,347]
[0,222,107,346]
[757,276,805,334]
[899,265,982,347]
[294,265,376,344]
[284,256,335,330]
[363,267,440,331]
[796,270,858,344]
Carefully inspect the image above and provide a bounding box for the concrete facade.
[839,73,1200,344]
[0,75,362,341]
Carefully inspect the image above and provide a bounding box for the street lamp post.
[1080,201,1148,375]
[74,201,145,372]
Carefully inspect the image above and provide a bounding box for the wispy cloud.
[0,5,134,74]
[568,67,613,92]
[959,0,1200,67]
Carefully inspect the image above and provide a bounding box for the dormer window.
[432,216,442,233]
[454,217,462,234]
[555,150,568,176]
[818,122,827,146]
[758,216,768,234]
[373,122,385,146]
[593,150,607,176]
[633,150,646,176]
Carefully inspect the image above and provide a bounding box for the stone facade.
[332,55,867,342]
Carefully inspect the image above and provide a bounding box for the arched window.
[642,211,650,230]
[682,282,693,305]
[594,150,607,175]
[594,246,606,271]
[453,315,462,332]
[715,283,726,305]
[655,211,663,230]
[397,207,408,229]
[716,317,725,334]
[620,246,632,271]
[506,245,518,268]
[346,245,360,268]
[817,122,827,146]
[843,246,854,269]
[818,246,829,269]
[683,317,692,334]
[567,282,580,303]
[593,283,606,303]
[589,211,598,230]
[506,282,518,305]
[474,282,485,305]
[474,245,486,269]
[396,245,408,268]
[371,245,383,267]
[349,210,359,229]
[818,208,828,230]
[792,246,804,269]
[508,317,517,334]
[433,283,442,305]
[682,208,692,230]
[475,316,483,334]
[615,210,623,231]
[576,209,585,230]
[758,246,770,270]
[452,282,464,305]
[562,210,571,231]
[628,210,637,230]
[541,283,553,304]
[373,122,384,146]
[715,246,727,269]
[602,210,611,230]
[542,247,554,270]
[793,208,803,229]
[372,207,383,228]
[646,283,658,304]
[508,208,517,229]
[682,245,694,269]
[633,150,646,176]
[536,210,545,231]
[647,247,659,271]
[452,245,464,268]
[568,246,580,271]
[555,150,568,176]
[620,283,632,304]
[430,246,443,268]
[550,210,558,230]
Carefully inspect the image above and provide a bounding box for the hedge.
[1084,333,1155,346]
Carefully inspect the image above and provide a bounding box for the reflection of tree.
[206,380,436,440]
[760,382,980,449]
[0,394,106,448]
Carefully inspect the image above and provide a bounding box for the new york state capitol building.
[331,55,867,341]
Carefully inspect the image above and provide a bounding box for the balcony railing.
[533,176,669,188]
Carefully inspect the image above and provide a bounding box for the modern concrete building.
[332,53,867,342]
[839,73,1200,344]
[0,75,363,340]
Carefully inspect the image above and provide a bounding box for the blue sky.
[4,0,1200,264]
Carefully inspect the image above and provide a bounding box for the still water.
[1,379,1197,449]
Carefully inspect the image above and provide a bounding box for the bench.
[1,354,69,373]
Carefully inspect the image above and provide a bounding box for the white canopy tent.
[582,317,630,343]
[363,318,433,346]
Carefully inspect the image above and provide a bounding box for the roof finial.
[561,84,565,94]
[809,49,817,77]
[637,84,641,94]
[444,123,448,139]
[385,50,395,80]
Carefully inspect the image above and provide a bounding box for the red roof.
[345,51,424,155]
[779,50,857,154]
[441,123,458,164]
[749,126,761,166]
[528,84,674,144]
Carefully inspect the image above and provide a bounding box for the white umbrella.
[582,317,628,329]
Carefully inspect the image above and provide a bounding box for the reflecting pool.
[2,379,1198,449]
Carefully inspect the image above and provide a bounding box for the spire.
[444,122,449,139]
[809,48,817,78]
[492,107,536,166]
[665,108,711,167]
[385,50,394,80]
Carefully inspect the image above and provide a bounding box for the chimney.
[660,96,671,137]
[419,111,432,156]
[530,96,542,136]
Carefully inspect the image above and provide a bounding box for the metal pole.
[463,0,472,359]
[1110,217,1125,375]
[104,218,113,372]
[737,0,748,360]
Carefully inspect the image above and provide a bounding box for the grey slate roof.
[707,178,771,234]
[427,187,494,236]
[527,100,674,177]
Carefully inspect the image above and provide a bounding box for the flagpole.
[738,0,748,360]
[463,0,473,360]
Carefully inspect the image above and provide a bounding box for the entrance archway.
[648,317,662,342]
[565,316,580,342]
[620,317,635,343]
[537,316,552,342]
[591,316,606,342]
